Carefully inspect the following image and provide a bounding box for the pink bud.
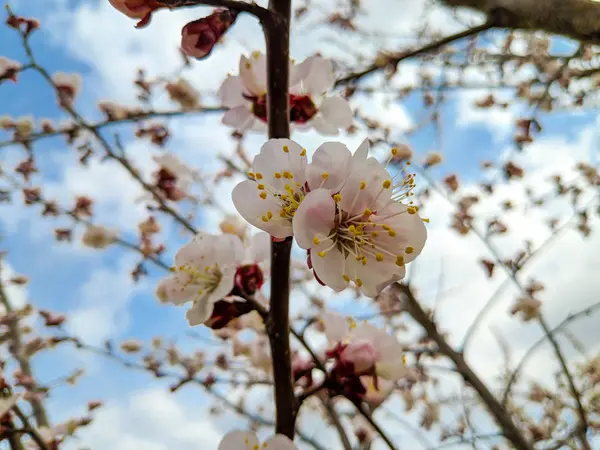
[108,0,164,28]
[340,339,379,373]
[181,10,238,60]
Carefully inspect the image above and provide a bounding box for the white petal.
[213,234,245,267]
[339,158,391,216]
[322,312,349,344]
[345,255,406,297]
[232,180,293,238]
[306,142,352,191]
[310,114,340,136]
[372,202,428,263]
[311,245,347,291]
[351,138,370,168]
[292,188,336,249]
[174,233,212,268]
[219,430,259,450]
[218,76,246,108]
[376,360,408,380]
[239,55,266,96]
[222,105,255,132]
[289,57,313,90]
[263,434,298,450]
[318,96,353,129]
[206,266,236,305]
[247,231,271,265]
[253,139,307,187]
[156,273,199,305]
[185,300,214,326]
[300,56,335,95]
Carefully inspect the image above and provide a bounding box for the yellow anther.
[252,51,261,59]
[422,217,430,223]
[333,194,342,203]
[257,184,265,190]
[376,253,384,262]
[300,148,307,156]
[396,255,405,266]
[274,172,282,179]
[391,147,398,156]
[360,181,366,190]
[283,145,289,153]
[313,237,320,245]
[363,208,372,216]
[256,172,263,180]
[372,231,379,237]
[267,211,273,219]
[283,171,293,179]
[405,246,414,254]
[169,266,176,272]
[407,206,417,214]
[245,61,252,69]
[348,225,357,234]
[382,224,391,231]
[280,194,288,200]
[347,317,357,329]
[248,171,256,179]
[388,230,396,237]
[356,278,363,287]
[321,172,329,180]
[261,215,269,222]
[402,354,407,364]
[318,250,327,257]
[259,192,267,200]
[361,257,367,266]
[280,210,287,217]
[342,274,350,282]
[383,180,392,189]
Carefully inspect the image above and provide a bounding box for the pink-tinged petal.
[306,142,352,191]
[340,339,379,372]
[361,375,394,406]
[292,188,336,249]
[310,114,340,136]
[206,266,236,305]
[339,158,391,216]
[322,312,350,343]
[263,434,298,450]
[300,56,335,95]
[289,57,313,90]
[218,430,259,450]
[232,181,293,238]
[318,96,353,129]
[174,233,213,268]
[239,55,265,96]
[157,273,199,305]
[351,138,370,168]
[247,231,271,265]
[345,255,406,297]
[376,360,408,380]
[249,51,267,93]
[222,105,255,132]
[253,139,307,187]
[213,234,245,267]
[311,245,347,291]
[218,76,246,108]
[251,119,267,133]
[372,202,427,264]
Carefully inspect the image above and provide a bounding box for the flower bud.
[108,0,164,28]
[181,9,238,60]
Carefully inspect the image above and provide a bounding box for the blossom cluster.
[232,138,428,297]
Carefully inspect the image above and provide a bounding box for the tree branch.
[158,0,271,21]
[441,0,600,44]
[393,283,533,450]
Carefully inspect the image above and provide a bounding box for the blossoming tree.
[1,0,600,449]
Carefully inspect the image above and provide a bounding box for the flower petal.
[306,142,352,192]
[310,114,340,136]
[222,105,255,132]
[263,434,298,450]
[292,188,336,249]
[218,75,246,108]
[218,430,259,450]
[299,56,335,95]
[339,158,391,216]
[246,231,271,265]
[212,234,245,267]
[232,180,293,238]
[311,245,347,291]
[239,54,265,96]
[318,96,353,129]
[155,273,199,305]
[253,139,307,187]
[322,311,350,344]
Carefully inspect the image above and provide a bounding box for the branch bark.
[393,283,533,450]
[442,0,600,43]
[261,0,296,439]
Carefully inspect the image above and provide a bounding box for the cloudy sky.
[1,0,599,449]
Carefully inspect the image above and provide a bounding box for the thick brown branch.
[394,283,533,450]
[442,0,600,43]
[158,0,271,20]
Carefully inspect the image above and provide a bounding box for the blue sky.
[1,0,600,449]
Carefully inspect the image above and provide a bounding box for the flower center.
[249,94,317,123]
[172,263,222,297]
[313,169,420,286]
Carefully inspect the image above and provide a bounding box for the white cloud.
[66,253,147,344]
[68,388,222,450]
